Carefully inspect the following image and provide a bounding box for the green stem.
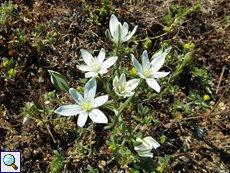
[104,99,118,130]
[98,73,106,87]
[114,47,119,69]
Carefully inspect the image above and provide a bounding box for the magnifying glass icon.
[3,154,18,170]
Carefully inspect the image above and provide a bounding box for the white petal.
[137,151,153,158]
[151,49,163,60]
[23,117,31,126]
[55,105,83,116]
[85,72,98,78]
[146,78,161,93]
[96,48,106,65]
[89,109,108,124]
[92,95,108,108]
[138,72,147,79]
[114,23,122,45]
[123,25,138,42]
[84,77,96,102]
[126,78,140,90]
[122,22,129,38]
[97,68,108,74]
[77,112,88,127]
[69,88,84,104]
[120,73,126,84]
[151,71,170,79]
[101,56,118,68]
[81,49,94,65]
[144,137,161,149]
[77,65,93,72]
[142,50,150,67]
[151,52,167,72]
[110,14,119,38]
[131,54,142,73]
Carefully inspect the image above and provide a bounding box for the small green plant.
[86,0,111,25]
[0,57,19,80]
[191,67,213,95]
[223,15,230,28]
[87,164,99,173]
[142,39,152,50]
[50,150,69,173]
[163,4,201,31]
[0,0,15,27]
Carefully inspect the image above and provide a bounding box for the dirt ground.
[1,0,230,172]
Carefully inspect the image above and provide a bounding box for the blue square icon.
[0,151,21,173]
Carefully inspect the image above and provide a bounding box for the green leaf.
[137,103,143,114]
[126,149,131,155]
[160,135,166,144]
[87,164,94,171]
[142,106,149,114]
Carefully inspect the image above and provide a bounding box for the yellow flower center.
[84,103,90,110]
[145,69,151,76]
[203,94,210,101]
[108,146,116,151]
[185,44,190,49]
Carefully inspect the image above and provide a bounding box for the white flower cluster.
[46,14,170,157]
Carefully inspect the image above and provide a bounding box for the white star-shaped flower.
[105,14,138,47]
[54,78,108,127]
[77,48,118,78]
[131,47,171,93]
[113,73,140,98]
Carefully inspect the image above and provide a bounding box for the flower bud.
[48,70,69,92]
[22,117,31,126]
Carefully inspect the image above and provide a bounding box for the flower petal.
[144,137,161,149]
[101,56,118,68]
[151,71,170,79]
[142,50,150,67]
[120,73,126,84]
[69,88,84,104]
[123,25,138,42]
[146,78,161,93]
[96,48,106,65]
[122,22,129,39]
[84,77,97,102]
[151,49,163,60]
[77,112,88,127]
[92,95,108,108]
[137,151,153,158]
[151,52,167,72]
[98,68,108,74]
[81,49,94,65]
[85,72,98,78]
[131,54,142,73]
[77,65,93,72]
[114,23,122,45]
[110,14,119,38]
[126,78,140,90]
[55,105,83,116]
[89,109,108,124]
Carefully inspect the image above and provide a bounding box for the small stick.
[216,65,226,94]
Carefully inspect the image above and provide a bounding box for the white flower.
[134,137,160,158]
[113,73,140,98]
[131,47,171,93]
[105,14,138,47]
[77,48,118,78]
[54,78,108,127]
[22,117,31,126]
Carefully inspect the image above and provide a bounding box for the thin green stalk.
[114,47,119,69]
[98,73,106,87]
